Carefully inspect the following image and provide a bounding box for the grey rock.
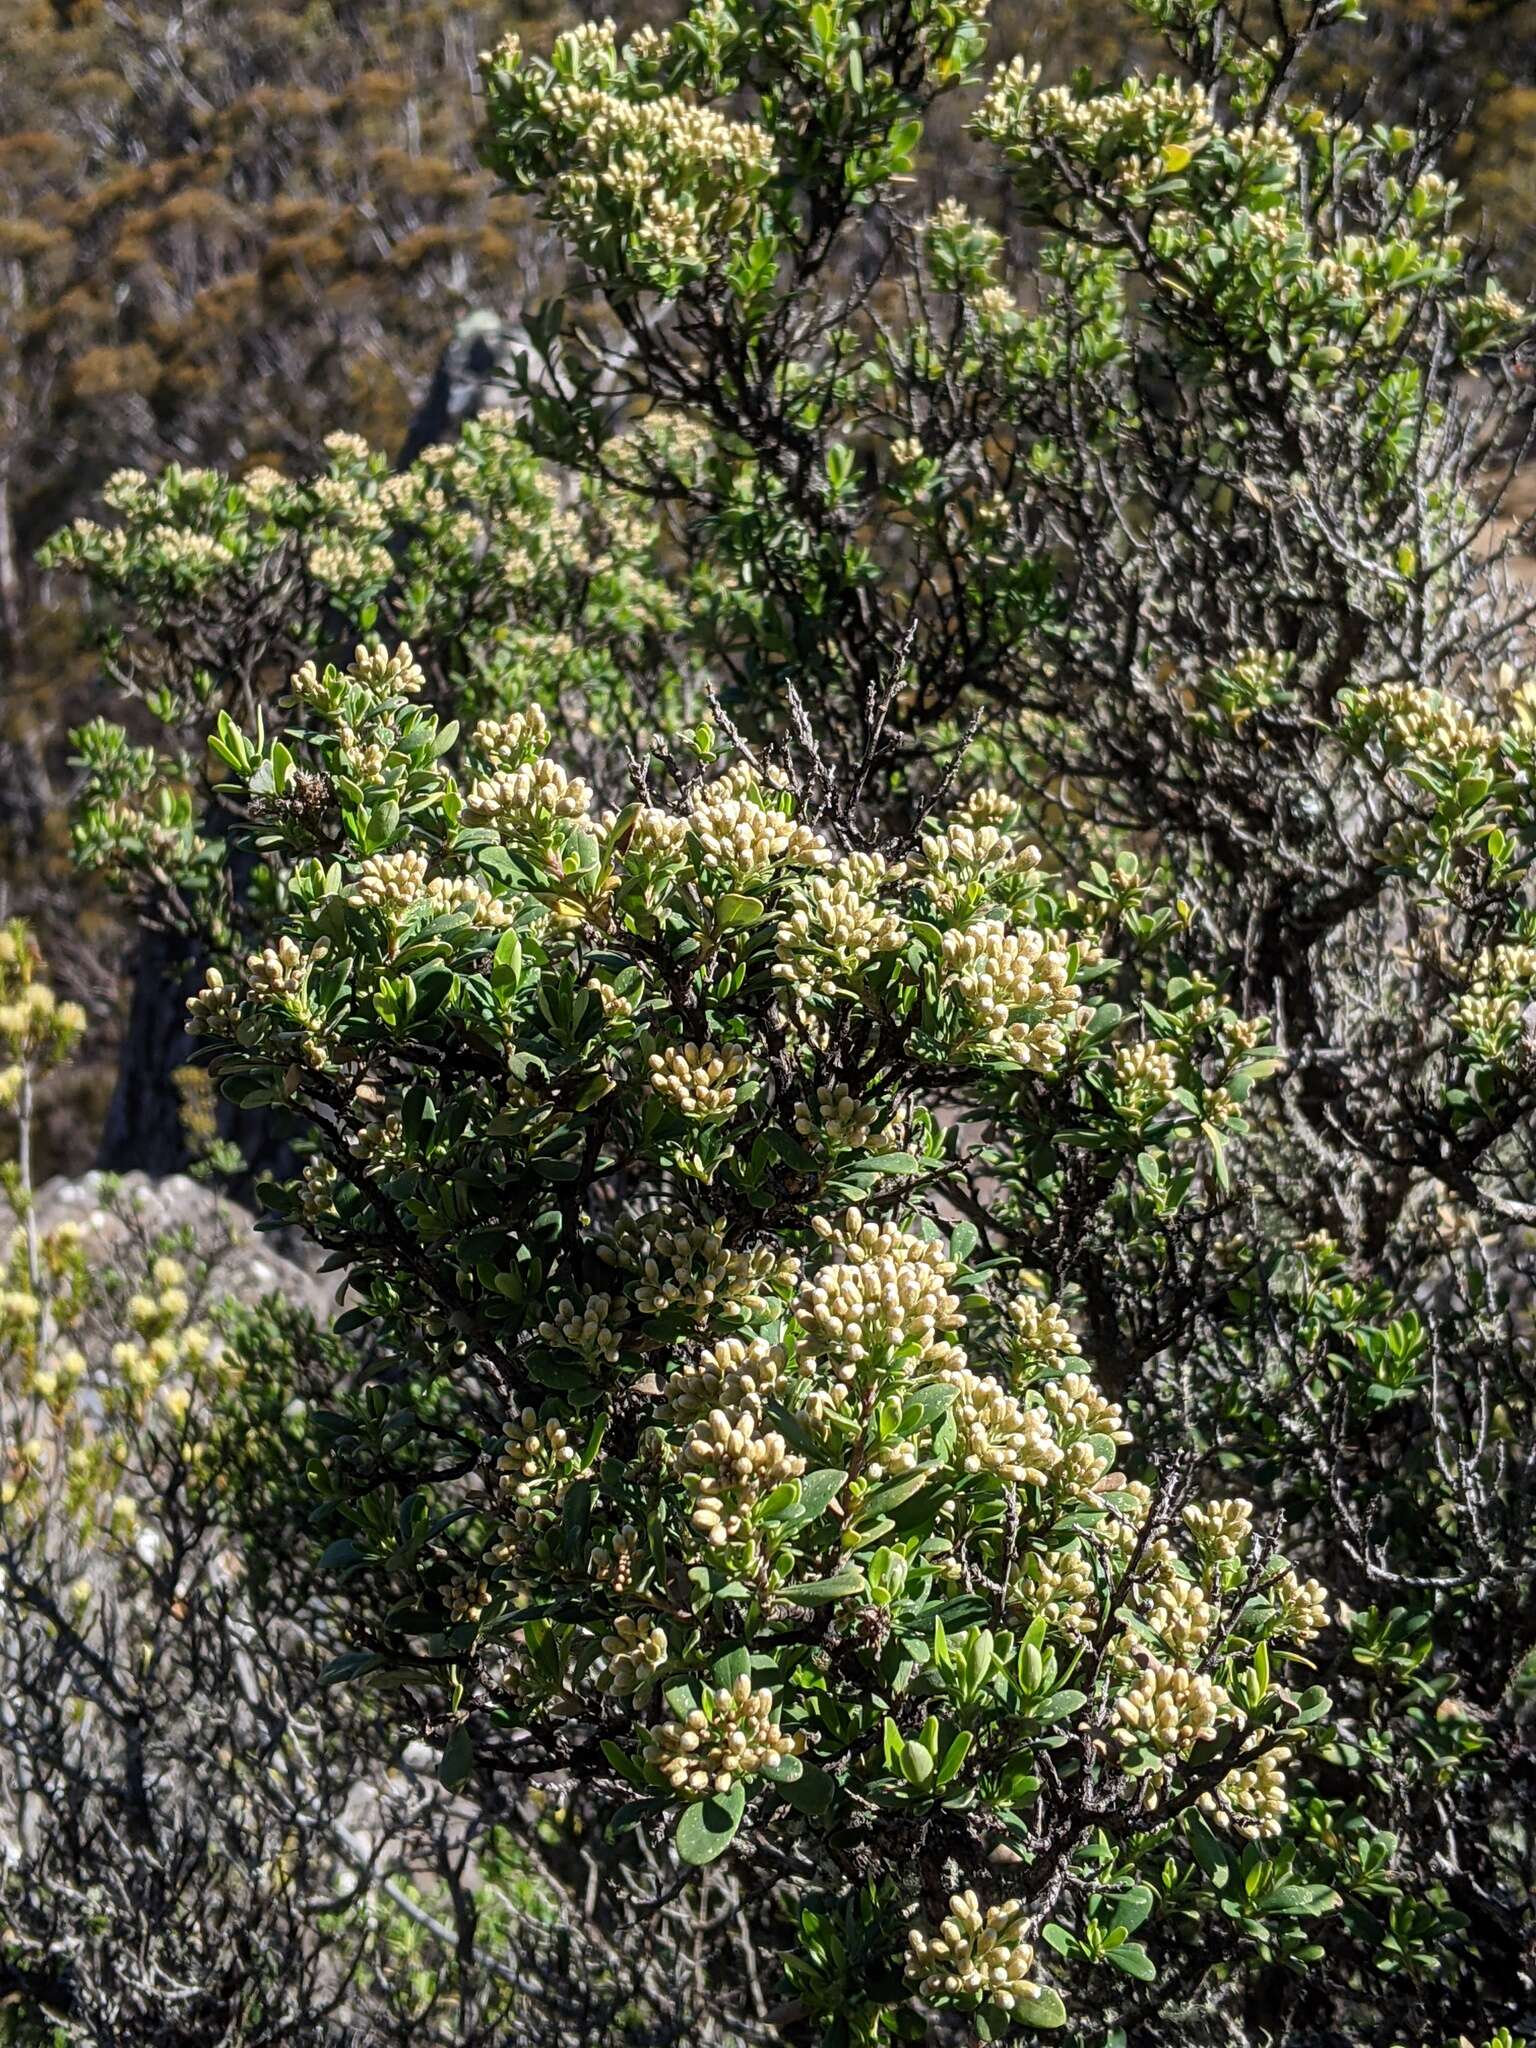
[398,308,539,465]
[28,1170,341,1324]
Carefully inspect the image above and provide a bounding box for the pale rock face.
[25,1170,342,1323]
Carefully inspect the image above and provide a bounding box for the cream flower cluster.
[797,1212,964,1379]
[646,1041,750,1119]
[1005,1292,1082,1371]
[1113,1040,1180,1106]
[1202,1748,1294,1838]
[288,642,424,714]
[297,1156,340,1225]
[471,705,551,767]
[422,875,514,928]
[905,1891,1043,2014]
[918,820,1043,908]
[775,866,905,987]
[595,1614,669,1699]
[1012,1544,1098,1637]
[1265,1565,1330,1644]
[680,1404,806,1549]
[643,1677,800,1797]
[792,1083,894,1155]
[482,23,775,273]
[308,538,392,590]
[1344,679,1496,769]
[599,1209,797,1324]
[345,1111,406,1171]
[495,1409,580,1536]
[0,973,87,1067]
[1454,942,1536,1054]
[1037,1371,1132,1446]
[536,1291,630,1366]
[446,1576,494,1625]
[348,850,430,916]
[621,805,692,864]
[657,1335,786,1428]
[940,919,1083,1070]
[979,59,1212,163]
[940,1366,1063,1486]
[244,936,314,1000]
[689,781,829,883]
[1112,1658,1231,1756]
[464,758,593,838]
[190,935,326,1038]
[1184,1498,1255,1567]
[1140,1571,1216,1659]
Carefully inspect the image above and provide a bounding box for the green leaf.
[438,1723,474,1791]
[1186,1813,1231,1887]
[318,1650,384,1686]
[792,1568,866,1603]
[1034,1689,1087,1723]
[1263,1884,1339,1916]
[716,892,766,929]
[1111,1885,1155,1935]
[793,1468,847,1521]
[1013,1986,1068,2029]
[861,1151,924,1176]
[1105,1940,1156,1980]
[711,1645,752,1686]
[675,1783,746,1865]
[777,1761,835,1816]
[934,1729,973,1788]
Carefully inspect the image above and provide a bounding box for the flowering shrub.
[37,0,1536,2035]
[42,414,690,960]
[178,644,1355,2037]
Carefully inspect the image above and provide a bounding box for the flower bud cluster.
[940,1366,1062,1486]
[918,820,1043,909]
[482,27,776,289]
[797,1212,964,1378]
[1113,1040,1180,1108]
[348,850,431,917]
[1004,1291,1082,1372]
[599,1209,797,1324]
[1264,1565,1330,1644]
[647,1041,750,1119]
[496,1409,580,1536]
[906,1891,1042,2013]
[643,1677,799,1797]
[792,1083,894,1155]
[595,1614,669,1699]
[940,918,1083,1070]
[657,1335,786,1428]
[1012,1544,1098,1636]
[422,875,514,928]
[775,868,905,988]
[689,782,829,882]
[536,1291,630,1367]
[1140,1570,1216,1659]
[1112,1658,1231,1755]
[464,758,593,838]
[1184,1498,1254,1568]
[1037,1371,1131,1445]
[681,1404,806,1549]
[1202,1748,1294,1838]
[472,705,551,767]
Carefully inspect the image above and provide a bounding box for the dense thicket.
[8,0,1536,2043]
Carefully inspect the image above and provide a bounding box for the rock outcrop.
[29,1170,340,1322]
